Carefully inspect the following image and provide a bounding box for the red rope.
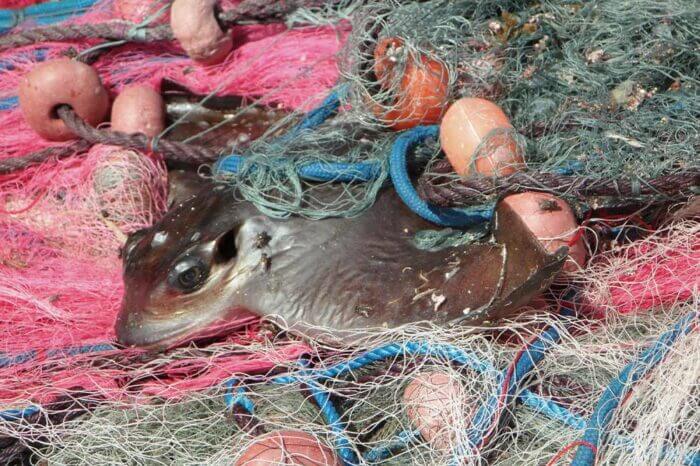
[477,330,541,450]
[546,440,598,466]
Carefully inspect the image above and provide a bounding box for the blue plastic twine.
[216,89,493,228]
[224,337,566,465]
[571,310,699,466]
[455,324,563,464]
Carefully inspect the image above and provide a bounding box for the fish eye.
[168,256,209,293]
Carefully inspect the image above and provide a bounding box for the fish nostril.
[215,228,238,263]
[121,231,145,261]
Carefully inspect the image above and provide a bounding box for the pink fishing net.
[0,0,344,408]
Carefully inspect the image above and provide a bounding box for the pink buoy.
[111,85,165,137]
[403,370,468,451]
[500,192,587,272]
[171,0,233,65]
[440,97,524,176]
[234,430,342,465]
[18,58,110,141]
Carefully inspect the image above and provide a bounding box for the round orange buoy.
[500,192,586,271]
[372,38,450,131]
[403,370,467,451]
[171,0,233,65]
[373,37,405,84]
[440,97,524,176]
[18,58,110,141]
[111,85,165,137]
[234,430,342,466]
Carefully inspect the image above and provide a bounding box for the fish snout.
[115,301,258,350]
[114,305,184,349]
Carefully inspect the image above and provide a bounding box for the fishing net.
[216,0,699,221]
[2,299,698,465]
[0,0,698,464]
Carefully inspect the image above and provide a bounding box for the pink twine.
[579,222,700,316]
[0,338,310,405]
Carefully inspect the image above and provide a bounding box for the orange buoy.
[440,97,524,176]
[372,38,450,131]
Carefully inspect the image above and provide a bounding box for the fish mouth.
[115,306,257,351]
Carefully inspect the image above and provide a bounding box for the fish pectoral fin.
[455,200,568,325]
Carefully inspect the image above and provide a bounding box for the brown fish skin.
[117,184,566,350]
[162,80,291,151]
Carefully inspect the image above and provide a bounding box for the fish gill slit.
[215,228,238,263]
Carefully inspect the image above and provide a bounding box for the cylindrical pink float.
[111,85,166,137]
[440,97,524,176]
[171,0,233,65]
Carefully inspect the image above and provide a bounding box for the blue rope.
[306,380,358,466]
[214,87,381,183]
[46,343,115,358]
[216,156,383,183]
[0,404,40,421]
[223,325,700,465]
[216,97,493,228]
[364,429,421,462]
[389,125,493,227]
[571,310,699,466]
[456,325,563,462]
[223,379,256,415]
[288,85,346,135]
[0,349,37,368]
[0,0,97,33]
[222,338,572,464]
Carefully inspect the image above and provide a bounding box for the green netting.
[222,0,698,221]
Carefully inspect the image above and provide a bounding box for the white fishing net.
[0,292,695,465]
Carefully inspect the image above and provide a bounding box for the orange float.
[440,97,524,176]
[234,430,342,465]
[371,37,450,130]
[403,370,468,451]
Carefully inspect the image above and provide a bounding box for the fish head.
[116,184,263,350]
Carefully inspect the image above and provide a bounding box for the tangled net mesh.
[0,0,698,464]
[217,0,700,219]
[0,300,696,465]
